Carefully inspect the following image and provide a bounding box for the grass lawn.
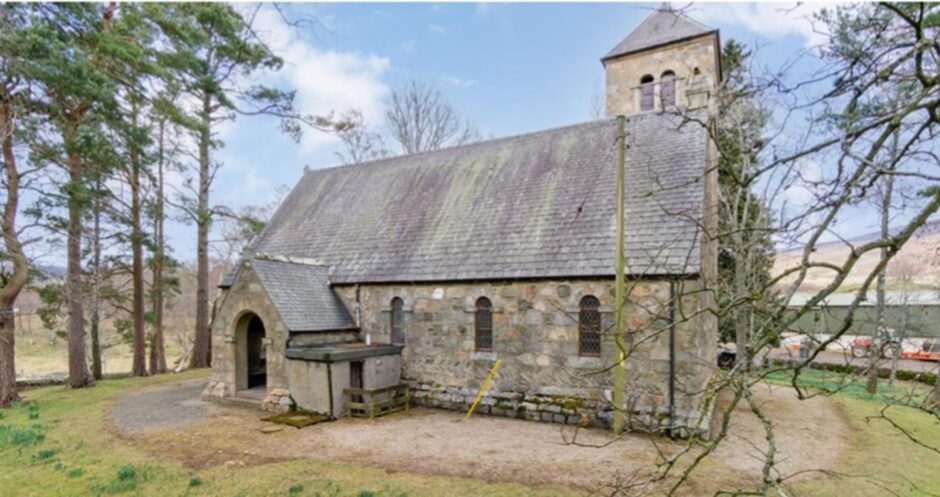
[767,368,940,496]
[1,369,937,496]
[0,370,579,497]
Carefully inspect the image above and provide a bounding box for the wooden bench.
[343,384,410,419]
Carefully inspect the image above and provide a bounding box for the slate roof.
[249,258,355,332]
[249,112,708,284]
[603,8,716,62]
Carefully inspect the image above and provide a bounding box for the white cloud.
[400,40,416,54]
[694,3,831,48]
[247,6,392,151]
[428,23,449,34]
[442,75,477,88]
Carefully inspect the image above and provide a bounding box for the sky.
[162,2,837,264]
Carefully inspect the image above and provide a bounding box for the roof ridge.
[603,7,715,61]
[304,118,618,176]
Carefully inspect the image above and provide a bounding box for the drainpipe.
[668,280,677,439]
[326,362,335,417]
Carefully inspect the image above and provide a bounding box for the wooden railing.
[343,383,410,419]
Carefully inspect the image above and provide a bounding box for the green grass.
[767,368,940,496]
[765,367,934,407]
[0,371,579,497]
[2,370,938,496]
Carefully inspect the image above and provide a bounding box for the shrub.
[768,359,938,386]
[189,477,202,488]
[0,423,45,449]
[288,484,304,494]
[67,467,84,479]
[117,465,136,481]
[33,448,57,461]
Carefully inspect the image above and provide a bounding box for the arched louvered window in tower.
[579,295,601,357]
[391,297,405,345]
[475,297,493,351]
[660,70,676,108]
[639,74,655,111]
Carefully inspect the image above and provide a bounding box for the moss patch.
[261,410,331,428]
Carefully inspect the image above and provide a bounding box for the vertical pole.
[612,115,626,435]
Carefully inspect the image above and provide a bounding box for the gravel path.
[110,378,214,433]
[114,382,849,490]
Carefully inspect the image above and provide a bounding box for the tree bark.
[932,371,940,409]
[149,119,167,375]
[65,125,92,389]
[867,165,894,394]
[90,177,102,380]
[130,103,146,377]
[0,93,26,407]
[733,233,749,366]
[191,91,212,369]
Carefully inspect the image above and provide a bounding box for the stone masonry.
[334,278,716,433]
[202,261,357,411]
[605,34,720,116]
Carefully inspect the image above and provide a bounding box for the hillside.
[773,220,940,293]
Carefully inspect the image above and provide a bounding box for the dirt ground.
[108,379,849,491]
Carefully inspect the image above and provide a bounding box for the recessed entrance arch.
[235,312,267,394]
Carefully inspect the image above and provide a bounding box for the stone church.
[203,7,720,434]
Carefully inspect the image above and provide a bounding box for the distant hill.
[773,220,940,292]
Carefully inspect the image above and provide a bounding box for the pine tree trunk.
[0,300,16,408]
[191,92,212,369]
[90,179,103,380]
[149,120,167,375]
[130,104,146,376]
[66,141,92,389]
[1,88,26,407]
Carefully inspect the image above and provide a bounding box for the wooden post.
[612,115,627,435]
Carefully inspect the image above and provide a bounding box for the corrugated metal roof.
[250,258,355,332]
[603,8,715,61]
[251,113,707,283]
[788,290,940,307]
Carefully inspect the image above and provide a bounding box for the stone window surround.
[458,295,614,361]
[632,73,686,113]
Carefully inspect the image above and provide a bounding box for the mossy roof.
[248,113,707,284]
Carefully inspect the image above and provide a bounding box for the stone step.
[224,395,264,409]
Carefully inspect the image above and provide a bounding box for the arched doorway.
[235,312,266,394]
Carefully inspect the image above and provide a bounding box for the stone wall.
[334,278,716,433]
[203,264,289,404]
[604,33,719,117]
[203,261,355,410]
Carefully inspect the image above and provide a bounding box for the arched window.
[639,74,655,111]
[391,297,405,345]
[660,70,676,108]
[579,296,601,357]
[475,297,493,351]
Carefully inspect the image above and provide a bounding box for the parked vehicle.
[850,329,901,359]
[900,339,940,361]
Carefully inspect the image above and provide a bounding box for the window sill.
[471,351,497,361]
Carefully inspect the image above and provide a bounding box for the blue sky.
[167,2,832,263]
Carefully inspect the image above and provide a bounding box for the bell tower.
[602,7,720,116]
